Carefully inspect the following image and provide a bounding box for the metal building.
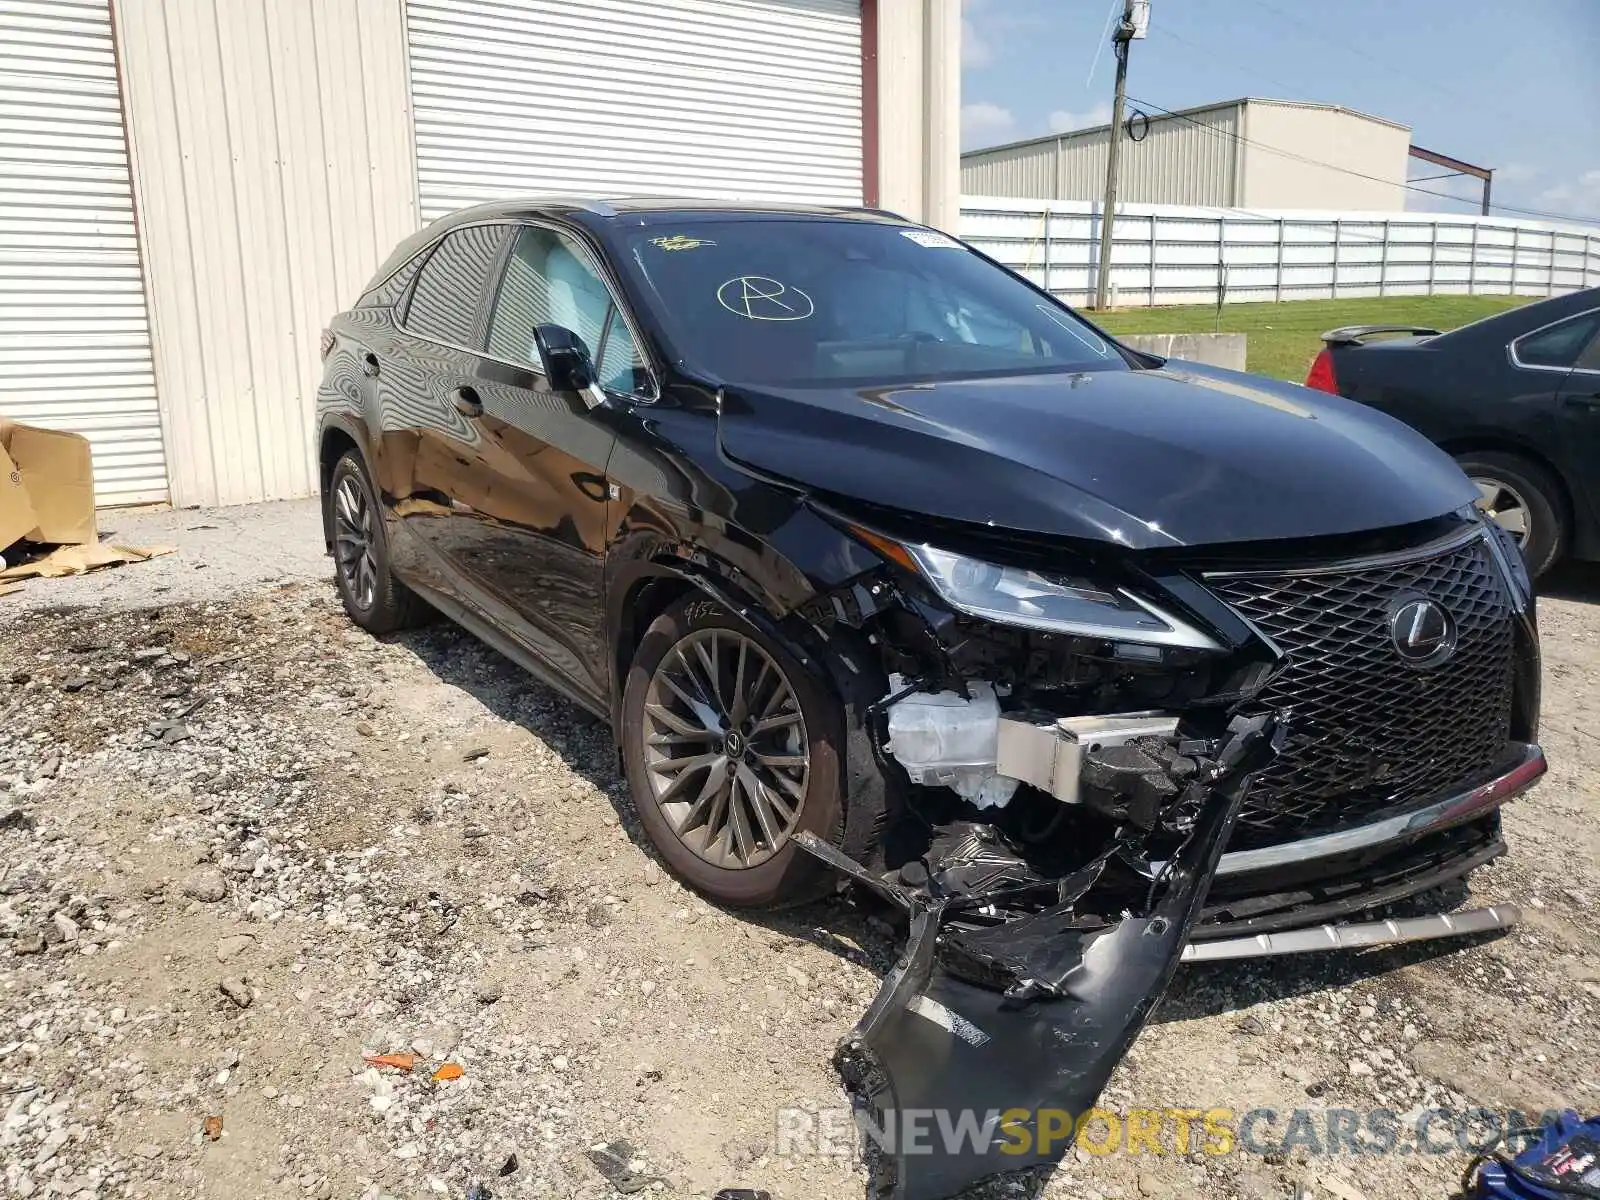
[961,97,1411,212]
[0,0,961,509]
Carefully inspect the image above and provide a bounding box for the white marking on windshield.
[901,229,963,249]
[716,276,815,322]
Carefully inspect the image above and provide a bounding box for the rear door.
[1541,311,1600,539]
[446,223,651,705]
[381,223,514,601]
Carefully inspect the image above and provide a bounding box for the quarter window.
[486,226,651,395]
[1513,311,1600,370]
[403,225,510,347]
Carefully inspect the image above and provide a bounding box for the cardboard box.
[0,439,38,552]
[0,419,97,551]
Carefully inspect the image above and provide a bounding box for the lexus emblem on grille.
[1389,597,1457,667]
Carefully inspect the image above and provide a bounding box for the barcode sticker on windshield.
[901,230,963,249]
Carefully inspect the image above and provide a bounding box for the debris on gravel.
[1,575,1596,1200]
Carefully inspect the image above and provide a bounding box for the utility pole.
[1094,0,1142,311]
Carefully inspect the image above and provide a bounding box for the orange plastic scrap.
[202,1115,223,1141]
[363,1052,418,1072]
[430,1063,464,1082]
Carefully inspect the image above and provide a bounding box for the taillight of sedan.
[1304,347,1338,393]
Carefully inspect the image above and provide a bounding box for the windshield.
[612,218,1124,387]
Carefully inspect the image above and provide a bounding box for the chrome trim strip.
[1203,742,1545,877]
[1201,522,1486,580]
[1181,903,1520,962]
[1507,303,1600,375]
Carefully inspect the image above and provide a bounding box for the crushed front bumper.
[800,729,1544,1200]
[799,713,1287,1200]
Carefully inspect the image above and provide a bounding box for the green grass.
[1094,294,1538,382]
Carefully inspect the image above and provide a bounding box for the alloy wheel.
[640,628,809,869]
[333,474,379,610]
[1470,475,1531,546]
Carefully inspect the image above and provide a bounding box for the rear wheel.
[621,596,852,908]
[1454,450,1566,578]
[326,451,427,633]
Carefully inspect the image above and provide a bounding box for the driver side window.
[486,226,652,395]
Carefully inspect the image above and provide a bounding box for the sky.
[960,0,1600,222]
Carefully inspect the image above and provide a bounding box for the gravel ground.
[1,500,324,614]
[1,515,1596,1200]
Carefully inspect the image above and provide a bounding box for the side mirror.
[534,324,597,393]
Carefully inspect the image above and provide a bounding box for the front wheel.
[620,596,854,908]
[1455,450,1566,578]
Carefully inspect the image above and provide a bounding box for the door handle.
[450,386,483,418]
[1562,394,1600,412]
[361,352,380,378]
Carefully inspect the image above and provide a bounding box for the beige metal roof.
[963,96,1410,159]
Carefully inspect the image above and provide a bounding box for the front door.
[442,223,652,705]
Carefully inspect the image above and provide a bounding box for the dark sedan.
[1305,286,1600,576]
[315,200,1542,1198]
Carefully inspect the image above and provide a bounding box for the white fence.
[959,196,1600,308]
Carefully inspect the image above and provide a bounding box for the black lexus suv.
[316,199,1544,1196]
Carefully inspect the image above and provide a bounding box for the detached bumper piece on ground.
[798,713,1288,1200]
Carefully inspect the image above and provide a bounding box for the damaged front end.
[798,712,1285,1200]
[767,501,1540,1198]
[771,513,1301,1198]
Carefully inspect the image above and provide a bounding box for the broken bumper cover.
[799,720,1540,1199]
[799,714,1284,1200]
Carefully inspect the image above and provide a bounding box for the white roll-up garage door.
[407,0,863,223]
[0,0,166,505]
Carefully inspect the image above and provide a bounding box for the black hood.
[716,361,1478,548]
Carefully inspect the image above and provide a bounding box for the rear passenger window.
[1514,311,1600,370]
[403,225,510,347]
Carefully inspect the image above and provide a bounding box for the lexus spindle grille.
[1206,532,1516,848]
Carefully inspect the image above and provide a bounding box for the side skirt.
[404,578,609,722]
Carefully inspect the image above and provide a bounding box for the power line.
[1241,0,1489,114]
[1143,9,1572,220]
[1145,24,1311,102]
[1124,95,1597,227]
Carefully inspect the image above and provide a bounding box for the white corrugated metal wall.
[961,196,1600,308]
[406,0,863,222]
[0,0,167,504]
[961,104,1244,207]
[112,0,417,507]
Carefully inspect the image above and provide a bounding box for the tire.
[1454,450,1566,579]
[326,450,427,634]
[621,594,854,908]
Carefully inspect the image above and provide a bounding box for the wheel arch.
[317,418,372,549]
[608,550,894,875]
[1437,435,1576,534]
[606,552,792,735]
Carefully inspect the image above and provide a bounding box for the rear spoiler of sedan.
[1321,324,1442,345]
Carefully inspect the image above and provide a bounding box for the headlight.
[863,535,1222,650]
